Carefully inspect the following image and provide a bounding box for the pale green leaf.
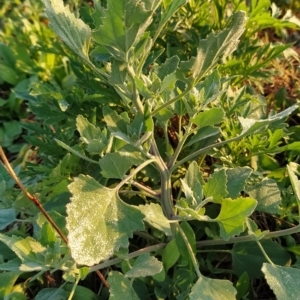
[125,254,163,278]
[225,167,252,199]
[179,11,246,81]
[203,169,227,203]
[232,241,290,278]
[0,258,21,271]
[67,175,145,265]
[191,108,224,128]
[182,161,203,205]
[0,208,16,230]
[43,0,91,60]
[92,0,160,60]
[102,106,129,133]
[238,104,299,137]
[262,263,300,300]
[287,164,300,205]
[138,203,171,236]
[216,197,257,240]
[189,276,237,300]
[108,271,140,300]
[246,178,281,214]
[156,56,180,80]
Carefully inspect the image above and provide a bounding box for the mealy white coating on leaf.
[262,263,300,300]
[137,203,172,236]
[43,0,91,59]
[125,254,163,278]
[189,276,237,300]
[66,175,145,266]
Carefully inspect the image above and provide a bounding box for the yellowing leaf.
[215,198,257,240]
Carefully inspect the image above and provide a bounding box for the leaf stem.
[116,158,157,191]
[89,243,166,272]
[131,181,160,200]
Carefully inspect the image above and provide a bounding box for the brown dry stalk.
[0,146,109,289]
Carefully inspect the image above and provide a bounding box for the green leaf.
[156,56,180,80]
[99,145,145,179]
[0,271,22,298]
[245,178,281,214]
[238,104,299,137]
[191,108,224,128]
[203,169,227,203]
[103,106,129,133]
[186,126,220,147]
[92,0,160,60]
[76,115,108,154]
[67,175,145,265]
[34,288,68,300]
[160,0,187,29]
[235,272,250,300]
[232,241,291,278]
[179,11,246,81]
[162,239,180,272]
[0,63,18,85]
[215,197,257,240]
[189,276,237,300]
[0,208,16,230]
[0,234,47,272]
[137,203,172,236]
[262,263,300,300]
[181,161,203,206]
[108,271,140,300]
[225,167,252,199]
[125,254,163,278]
[64,284,99,300]
[43,0,91,60]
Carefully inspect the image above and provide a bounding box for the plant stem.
[196,224,300,247]
[167,122,193,169]
[116,158,157,190]
[89,243,166,272]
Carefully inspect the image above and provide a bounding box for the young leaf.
[137,203,172,236]
[189,276,237,300]
[43,0,91,60]
[225,167,252,199]
[108,271,140,300]
[232,241,291,278]
[262,263,300,300]
[203,169,228,203]
[245,178,281,214]
[178,11,247,82]
[125,254,163,278]
[67,175,145,265]
[215,197,257,240]
[76,115,108,154]
[92,0,161,60]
